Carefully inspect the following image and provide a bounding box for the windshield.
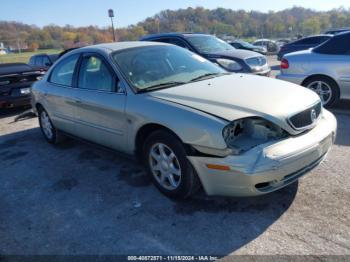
[112,45,226,92]
[185,35,234,54]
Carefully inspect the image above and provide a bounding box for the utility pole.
[108,9,116,42]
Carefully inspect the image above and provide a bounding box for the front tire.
[38,108,63,144]
[143,130,200,199]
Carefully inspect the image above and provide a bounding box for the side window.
[78,55,115,92]
[35,56,43,66]
[50,54,79,86]
[168,38,189,49]
[155,38,189,50]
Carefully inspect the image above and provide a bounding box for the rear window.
[294,37,321,45]
[314,33,350,55]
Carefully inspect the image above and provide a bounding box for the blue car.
[277,35,332,61]
[141,33,271,76]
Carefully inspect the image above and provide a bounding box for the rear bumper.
[253,68,271,77]
[276,73,305,85]
[0,95,31,108]
[188,110,337,197]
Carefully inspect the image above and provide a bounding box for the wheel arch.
[301,74,339,88]
[35,102,44,112]
[134,123,195,161]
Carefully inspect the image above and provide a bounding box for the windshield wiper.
[189,72,229,83]
[137,81,186,93]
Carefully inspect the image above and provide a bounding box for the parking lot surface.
[0,65,350,255]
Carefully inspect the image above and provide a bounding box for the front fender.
[125,94,229,155]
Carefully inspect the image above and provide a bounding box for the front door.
[74,53,127,152]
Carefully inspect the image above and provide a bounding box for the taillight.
[281,58,289,69]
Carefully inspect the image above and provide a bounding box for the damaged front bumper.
[188,110,337,197]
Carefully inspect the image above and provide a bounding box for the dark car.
[0,63,43,108]
[141,33,271,76]
[324,28,350,35]
[28,53,59,71]
[277,35,332,60]
[229,40,267,55]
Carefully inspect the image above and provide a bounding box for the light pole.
[108,9,116,42]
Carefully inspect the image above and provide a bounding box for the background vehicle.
[252,39,280,54]
[32,42,336,199]
[229,40,267,55]
[276,39,291,47]
[141,33,271,76]
[277,32,350,107]
[0,63,42,108]
[324,28,350,35]
[28,53,59,71]
[277,34,332,60]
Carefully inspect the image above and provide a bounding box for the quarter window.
[78,55,115,92]
[50,54,79,86]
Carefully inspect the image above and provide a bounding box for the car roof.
[69,41,169,55]
[303,34,333,38]
[140,33,211,41]
[254,39,275,42]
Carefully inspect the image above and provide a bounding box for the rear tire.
[303,76,339,108]
[38,107,64,144]
[143,130,201,199]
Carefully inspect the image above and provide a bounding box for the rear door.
[74,53,127,151]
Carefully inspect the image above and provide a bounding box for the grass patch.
[0,49,62,64]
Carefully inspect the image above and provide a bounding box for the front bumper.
[188,110,337,197]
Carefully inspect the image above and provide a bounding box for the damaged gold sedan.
[31,42,337,198]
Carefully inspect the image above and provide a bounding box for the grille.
[289,102,322,130]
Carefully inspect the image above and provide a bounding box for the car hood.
[150,74,320,135]
[207,49,261,59]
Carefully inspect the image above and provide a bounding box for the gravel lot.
[0,60,349,256]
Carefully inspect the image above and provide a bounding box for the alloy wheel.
[149,143,182,190]
[40,111,53,140]
[306,81,332,106]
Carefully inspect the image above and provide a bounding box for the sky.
[1,0,350,28]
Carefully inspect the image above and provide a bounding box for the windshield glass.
[112,45,226,92]
[186,35,234,54]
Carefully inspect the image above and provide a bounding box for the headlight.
[216,58,242,71]
[222,117,288,155]
[245,57,267,71]
[20,88,31,95]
